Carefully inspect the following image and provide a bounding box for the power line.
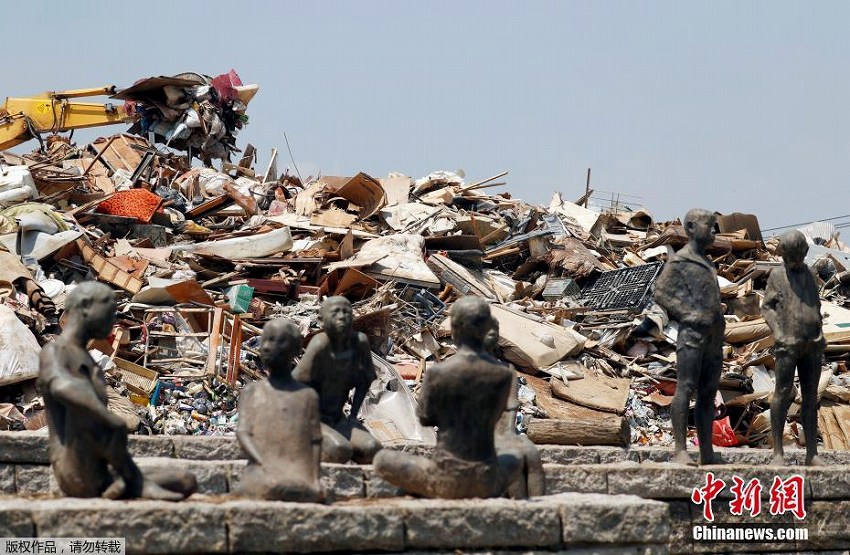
[591,189,643,199]
[282,132,302,183]
[762,214,850,232]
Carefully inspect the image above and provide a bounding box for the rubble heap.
[2,80,850,453]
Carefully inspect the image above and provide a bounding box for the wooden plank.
[89,133,146,173]
[820,406,848,450]
[226,315,242,386]
[523,374,606,420]
[819,410,831,450]
[205,307,225,376]
[164,280,214,306]
[222,182,258,215]
[185,195,235,219]
[832,404,850,448]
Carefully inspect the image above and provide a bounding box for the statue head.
[777,229,808,270]
[260,318,302,375]
[684,208,716,250]
[320,296,353,340]
[450,296,492,351]
[64,281,117,340]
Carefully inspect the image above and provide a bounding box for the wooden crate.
[113,357,158,405]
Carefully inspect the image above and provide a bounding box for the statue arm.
[45,371,125,429]
[761,271,785,342]
[809,269,825,341]
[416,370,438,427]
[310,394,322,480]
[236,388,264,465]
[293,337,322,386]
[347,336,374,422]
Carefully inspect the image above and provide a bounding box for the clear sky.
[7,1,850,232]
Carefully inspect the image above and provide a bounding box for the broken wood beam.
[526,416,630,447]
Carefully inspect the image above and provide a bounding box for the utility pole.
[584,168,591,207]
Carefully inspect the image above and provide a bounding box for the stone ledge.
[391,496,562,549]
[0,493,669,554]
[0,432,845,468]
[10,458,366,500]
[11,460,850,503]
[544,463,850,503]
[0,478,850,553]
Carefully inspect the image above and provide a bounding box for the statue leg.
[373,450,438,497]
[497,438,543,498]
[770,348,797,466]
[322,423,354,463]
[696,335,724,465]
[671,330,701,465]
[98,428,145,497]
[99,429,184,501]
[346,422,382,464]
[52,444,114,498]
[144,469,198,498]
[519,436,546,497]
[496,450,522,498]
[797,345,824,466]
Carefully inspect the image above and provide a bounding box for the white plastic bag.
[0,166,37,206]
[0,305,41,385]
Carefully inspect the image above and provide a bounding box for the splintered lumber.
[526,417,630,447]
[550,374,630,415]
[819,406,848,451]
[832,405,850,449]
[76,239,143,294]
[819,411,831,450]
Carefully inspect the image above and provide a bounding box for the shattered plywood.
[89,134,148,173]
[77,239,144,294]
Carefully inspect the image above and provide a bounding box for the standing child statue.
[294,296,382,463]
[39,282,196,500]
[761,230,825,466]
[373,296,519,498]
[237,318,324,501]
[653,209,726,466]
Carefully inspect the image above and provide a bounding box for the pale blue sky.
[7,1,850,232]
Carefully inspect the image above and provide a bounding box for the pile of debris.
[4,79,850,451]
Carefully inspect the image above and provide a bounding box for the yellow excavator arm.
[0,86,135,151]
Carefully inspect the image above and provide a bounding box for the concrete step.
[12,459,850,502]
[4,431,845,553]
[3,431,848,467]
[0,493,670,554]
[7,459,850,551]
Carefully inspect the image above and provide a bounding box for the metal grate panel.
[580,262,663,311]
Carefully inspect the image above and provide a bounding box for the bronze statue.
[373,296,519,498]
[487,318,545,498]
[237,318,324,501]
[654,209,726,466]
[293,296,381,464]
[762,230,825,466]
[38,282,196,500]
